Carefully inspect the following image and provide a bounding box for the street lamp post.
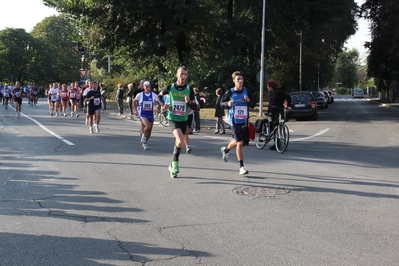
[259,0,266,117]
[299,29,302,91]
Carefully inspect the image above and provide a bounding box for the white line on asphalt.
[290,128,330,141]
[8,106,75,146]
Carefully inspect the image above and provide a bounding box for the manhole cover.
[234,186,290,197]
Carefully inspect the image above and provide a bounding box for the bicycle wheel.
[159,112,169,127]
[255,131,268,149]
[275,124,289,153]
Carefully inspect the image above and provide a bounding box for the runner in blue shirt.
[133,81,161,150]
[220,71,255,175]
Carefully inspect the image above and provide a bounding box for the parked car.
[286,91,318,120]
[352,88,365,98]
[326,90,334,103]
[311,91,328,109]
[321,91,332,104]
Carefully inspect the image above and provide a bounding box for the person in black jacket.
[267,80,292,150]
[115,83,124,116]
[214,88,225,134]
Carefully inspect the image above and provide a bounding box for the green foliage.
[0,28,48,84]
[336,87,349,95]
[361,0,399,88]
[0,1,359,91]
[31,16,82,83]
[333,49,360,88]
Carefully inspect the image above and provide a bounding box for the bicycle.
[159,108,169,127]
[254,108,289,153]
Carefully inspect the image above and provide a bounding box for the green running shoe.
[168,161,179,178]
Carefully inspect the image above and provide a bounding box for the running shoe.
[50,112,53,116]
[64,113,67,117]
[89,127,94,134]
[56,112,59,117]
[71,112,74,117]
[141,134,146,143]
[239,166,249,175]
[221,147,228,162]
[186,146,192,153]
[16,112,18,117]
[95,125,100,132]
[76,114,79,117]
[142,143,149,150]
[85,119,88,125]
[168,161,179,178]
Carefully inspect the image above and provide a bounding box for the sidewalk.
[367,97,399,111]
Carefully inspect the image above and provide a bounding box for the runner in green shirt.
[158,66,197,178]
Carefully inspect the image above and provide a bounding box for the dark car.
[311,91,328,109]
[286,91,318,121]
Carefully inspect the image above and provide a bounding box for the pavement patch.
[234,186,290,197]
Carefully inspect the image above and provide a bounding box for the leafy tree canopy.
[38,0,358,94]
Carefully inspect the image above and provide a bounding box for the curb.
[367,98,399,111]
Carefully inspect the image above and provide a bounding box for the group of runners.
[0,81,41,117]
[1,67,258,177]
[157,67,256,177]
[45,81,105,134]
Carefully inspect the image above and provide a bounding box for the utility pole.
[299,29,302,91]
[259,0,266,117]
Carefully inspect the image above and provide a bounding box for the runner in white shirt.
[83,81,92,125]
[49,83,60,116]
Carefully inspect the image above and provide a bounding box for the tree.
[334,49,360,88]
[0,28,40,82]
[44,0,358,94]
[361,0,399,87]
[31,16,82,83]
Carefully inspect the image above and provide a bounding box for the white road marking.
[290,128,330,141]
[8,107,75,146]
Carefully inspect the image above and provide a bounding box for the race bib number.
[94,97,100,105]
[70,92,75,98]
[234,106,248,119]
[51,95,58,101]
[15,91,21,97]
[172,100,186,116]
[143,100,153,111]
[33,91,38,95]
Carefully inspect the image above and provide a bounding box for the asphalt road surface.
[1,96,399,265]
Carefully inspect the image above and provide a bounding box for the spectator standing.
[266,80,292,150]
[193,87,201,133]
[115,83,124,116]
[100,83,108,110]
[126,83,135,115]
[214,88,225,134]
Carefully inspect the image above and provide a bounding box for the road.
[1,96,399,265]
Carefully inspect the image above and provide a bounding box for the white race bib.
[143,100,153,111]
[171,100,186,116]
[234,106,247,119]
[94,98,100,105]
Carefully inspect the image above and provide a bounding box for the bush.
[336,88,348,95]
